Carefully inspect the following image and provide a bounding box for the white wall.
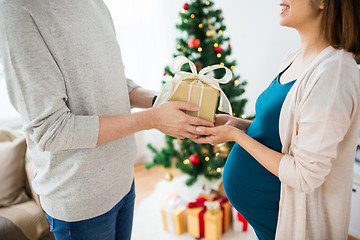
[0,0,301,161]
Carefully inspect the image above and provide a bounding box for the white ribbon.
[204,200,221,212]
[154,56,233,116]
[164,195,186,234]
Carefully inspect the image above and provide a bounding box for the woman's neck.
[298,26,330,61]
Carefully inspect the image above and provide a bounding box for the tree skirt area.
[132,175,257,240]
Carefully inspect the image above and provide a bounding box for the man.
[0,0,212,239]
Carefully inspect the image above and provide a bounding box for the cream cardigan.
[276,47,360,239]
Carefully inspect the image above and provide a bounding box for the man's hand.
[149,101,214,140]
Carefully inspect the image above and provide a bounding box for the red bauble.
[189,154,200,165]
[188,38,200,48]
[228,44,232,48]
[183,3,189,10]
[214,46,224,53]
[163,72,166,76]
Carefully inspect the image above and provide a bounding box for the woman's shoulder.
[315,48,359,84]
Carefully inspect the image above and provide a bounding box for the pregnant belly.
[223,143,280,218]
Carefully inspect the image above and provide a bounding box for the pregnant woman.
[195,0,360,239]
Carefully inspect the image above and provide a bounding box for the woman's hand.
[150,101,214,140]
[214,114,253,131]
[214,114,238,127]
[193,125,241,145]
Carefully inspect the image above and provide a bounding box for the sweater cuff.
[70,115,99,149]
[278,154,293,185]
[127,78,139,93]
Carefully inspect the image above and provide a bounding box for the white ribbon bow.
[154,56,233,116]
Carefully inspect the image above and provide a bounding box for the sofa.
[0,128,54,240]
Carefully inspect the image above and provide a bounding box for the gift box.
[187,197,207,238]
[187,197,230,239]
[198,185,220,201]
[232,206,248,232]
[153,56,233,122]
[168,78,219,122]
[204,201,223,240]
[161,193,186,235]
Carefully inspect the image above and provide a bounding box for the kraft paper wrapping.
[168,79,219,122]
[154,56,233,122]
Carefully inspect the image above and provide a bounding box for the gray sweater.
[0,0,138,221]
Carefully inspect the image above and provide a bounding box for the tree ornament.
[189,154,200,164]
[195,61,203,71]
[214,46,224,53]
[188,38,200,48]
[164,173,173,181]
[228,43,232,48]
[206,28,217,38]
[183,3,189,10]
[219,144,230,155]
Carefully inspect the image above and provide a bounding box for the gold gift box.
[204,209,223,240]
[186,207,204,238]
[222,200,231,231]
[161,206,186,235]
[168,78,219,122]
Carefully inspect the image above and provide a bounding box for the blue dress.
[223,74,296,240]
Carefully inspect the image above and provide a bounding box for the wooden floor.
[133,163,359,240]
[133,163,183,206]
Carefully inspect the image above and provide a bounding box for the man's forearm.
[97,109,154,145]
[129,87,157,108]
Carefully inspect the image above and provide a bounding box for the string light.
[183,159,190,164]
[205,156,210,161]
[181,9,186,14]
[214,43,219,47]
[206,1,210,5]
[241,114,247,119]
[220,62,224,66]
[184,19,188,23]
[207,167,212,171]
[198,23,203,28]
[190,14,195,18]
[176,45,181,49]
[217,53,222,58]
[216,168,222,173]
[233,113,236,116]
[215,152,220,157]
[234,80,239,84]
[218,30,223,34]
[218,107,223,111]
[231,65,235,70]
[198,47,203,52]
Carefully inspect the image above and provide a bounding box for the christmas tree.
[146,0,248,186]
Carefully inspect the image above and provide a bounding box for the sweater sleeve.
[127,78,139,93]
[278,54,358,193]
[0,4,99,152]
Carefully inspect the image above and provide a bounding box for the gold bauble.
[201,146,209,154]
[206,28,217,38]
[219,144,230,154]
[164,173,173,182]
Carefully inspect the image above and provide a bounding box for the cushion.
[0,130,30,207]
